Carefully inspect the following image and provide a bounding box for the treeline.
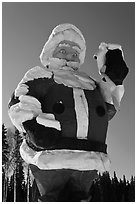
[2,123,135,202]
[2,123,32,202]
[90,172,135,202]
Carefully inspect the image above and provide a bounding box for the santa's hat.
[40,23,86,66]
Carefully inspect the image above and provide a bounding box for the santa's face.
[52,41,80,63]
[47,41,81,71]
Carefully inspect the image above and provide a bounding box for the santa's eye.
[72,53,78,57]
[59,49,66,54]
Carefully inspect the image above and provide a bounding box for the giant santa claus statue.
[8,24,128,202]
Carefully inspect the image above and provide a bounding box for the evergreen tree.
[99,172,112,201]
[90,179,101,201]
[128,176,135,201]
[7,176,14,201]
[2,123,10,202]
[26,165,31,202]
[16,160,26,201]
[112,171,121,201]
[2,123,9,164]
[12,128,23,201]
[6,128,25,201]
[113,171,119,184]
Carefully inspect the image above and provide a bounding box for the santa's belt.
[26,137,107,154]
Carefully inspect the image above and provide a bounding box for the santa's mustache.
[48,57,80,70]
[66,61,79,70]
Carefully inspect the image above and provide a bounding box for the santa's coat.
[8,51,128,173]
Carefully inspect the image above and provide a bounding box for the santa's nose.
[65,54,74,61]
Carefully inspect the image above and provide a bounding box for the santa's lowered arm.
[8,66,62,149]
[94,42,129,120]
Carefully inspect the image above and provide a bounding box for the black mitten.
[105,49,129,85]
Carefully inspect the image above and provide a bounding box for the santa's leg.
[29,164,72,202]
[68,170,98,201]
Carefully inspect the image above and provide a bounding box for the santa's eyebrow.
[72,46,81,53]
[58,44,80,54]
[58,43,71,48]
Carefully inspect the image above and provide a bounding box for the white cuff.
[36,113,61,131]
[8,103,34,132]
[94,42,124,74]
[99,74,125,110]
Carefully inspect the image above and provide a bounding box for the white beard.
[47,57,80,71]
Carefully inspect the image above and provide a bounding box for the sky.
[2,2,135,180]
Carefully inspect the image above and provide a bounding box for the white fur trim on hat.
[40,24,86,67]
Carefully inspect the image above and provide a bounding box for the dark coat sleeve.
[8,74,61,150]
[101,49,129,120]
